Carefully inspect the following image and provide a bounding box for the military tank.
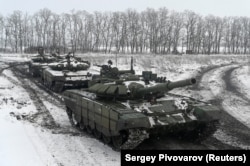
[63,76,221,150]
[28,47,58,77]
[42,52,92,92]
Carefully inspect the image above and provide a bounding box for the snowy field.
[0,53,250,165]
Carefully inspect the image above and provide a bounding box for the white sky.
[0,0,250,17]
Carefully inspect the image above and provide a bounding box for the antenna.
[115,51,117,67]
[130,56,135,74]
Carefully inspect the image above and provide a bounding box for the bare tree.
[241,17,250,54]
[126,9,140,54]
[7,11,24,53]
[111,12,122,53]
[0,14,4,49]
[192,15,203,54]
[3,8,250,55]
[119,13,128,53]
[184,10,199,52]
[92,12,103,52]
[157,8,170,54]
[100,12,112,53]
[171,11,184,54]
[202,15,216,54]
[145,8,159,53]
[37,8,52,51]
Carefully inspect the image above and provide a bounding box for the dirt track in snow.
[138,64,250,150]
[197,64,250,149]
[0,63,119,166]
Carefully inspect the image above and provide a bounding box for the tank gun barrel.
[135,78,196,97]
[165,78,196,90]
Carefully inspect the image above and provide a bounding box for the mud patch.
[2,68,59,130]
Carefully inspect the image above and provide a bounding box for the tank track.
[121,129,149,149]
[185,121,220,142]
[199,121,219,140]
[12,65,65,103]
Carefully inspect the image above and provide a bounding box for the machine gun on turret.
[94,57,135,80]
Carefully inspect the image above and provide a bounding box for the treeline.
[0,8,250,54]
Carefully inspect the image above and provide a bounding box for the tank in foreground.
[63,75,221,150]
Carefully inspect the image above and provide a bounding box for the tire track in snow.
[9,66,86,136]
[2,69,58,129]
[223,67,250,104]
[198,64,250,149]
[231,65,250,102]
[220,66,250,129]
[3,68,117,165]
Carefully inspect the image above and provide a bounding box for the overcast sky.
[0,0,250,17]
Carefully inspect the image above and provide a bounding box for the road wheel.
[93,129,102,139]
[71,112,79,127]
[51,83,57,92]
[52,82,64,93]
[112,135,123,150]
[86,126,92,134]
[66,107,79,127]
[79,122,86,131]
[31,71,36,77]
[102,134,111,144]
[48,82,53,90]
[66,107,72,118]
[42,79,45,85]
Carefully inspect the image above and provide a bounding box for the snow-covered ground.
[0,69,47,166]
[0,60,120,166]
[232,65,250,100]
[1,53,250,165]
[196,64,250,149]
[198,64,250,128]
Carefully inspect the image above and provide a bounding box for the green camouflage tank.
[63,75,221,150]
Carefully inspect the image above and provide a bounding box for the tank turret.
[88,78,196,99]
[29,47,58,77]
[31,47,57,63]
[48,52,90,71]
[41,52,92,92]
